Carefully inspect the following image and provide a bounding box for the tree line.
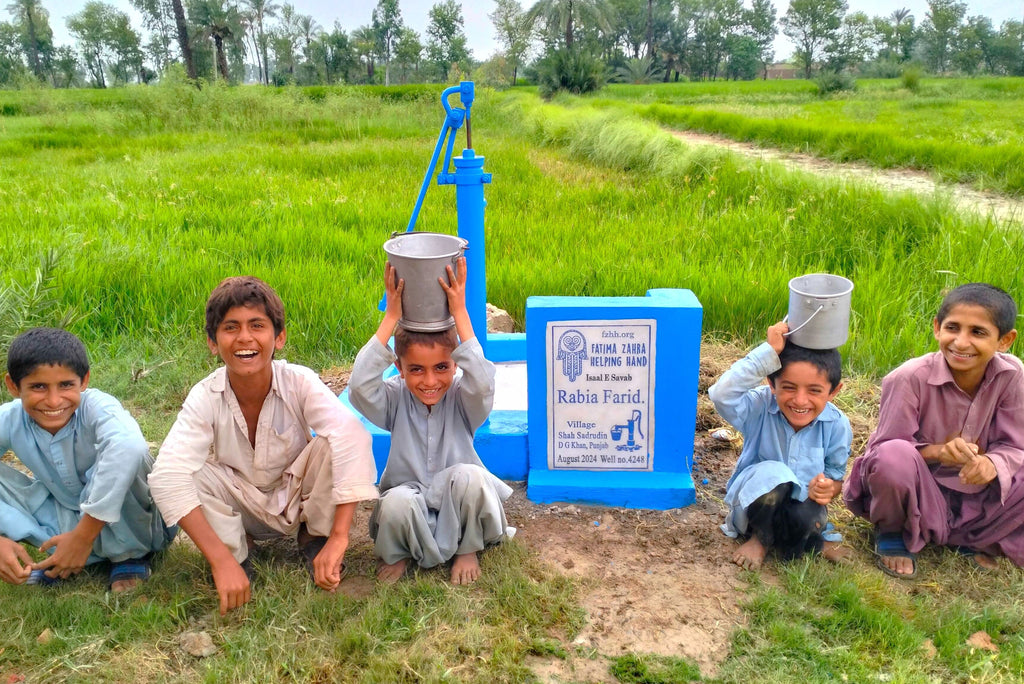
[1,0,1022,89]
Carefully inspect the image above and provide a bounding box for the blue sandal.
[109,556,152,590]
[26,568,62,587]
[875,532,917,579]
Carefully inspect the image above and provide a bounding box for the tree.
[489,0,532,85]
[826,11,874,72]
[526,0,613,50]
[781,0,846,78]
[920,0,966,73]
[0,20,28,84]
[50,44,79,86]
[745,0,775,79]
[168,0,196,78]
[371,0,401,86]
[722,33,758,79]
[689,0,743,81]
[129,0,176,70]
[426,0,469,81]
[991,20,1024,76]
[189,0,243,81]
[351,24,376,81]
[67,2,115,86]
[6,0,47,79]
[242,0,277,84]
[953,15,994,74]
[393,26,422,82]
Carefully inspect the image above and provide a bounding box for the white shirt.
[150,360,378,526]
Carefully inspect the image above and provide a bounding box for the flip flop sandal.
[108,556,152,590]
[26,568,62,587]
[875,532,917,580]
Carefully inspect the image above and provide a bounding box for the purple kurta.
[844,351,1024,564]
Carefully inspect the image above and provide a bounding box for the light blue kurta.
[0,388,173,563]
[708,343,851,540]
[349,336,512,567]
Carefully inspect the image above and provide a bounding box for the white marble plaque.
[546,319,655,470]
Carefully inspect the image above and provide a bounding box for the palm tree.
[527,0,613,50]
[193,0,242,80]
[170,0,197,79]
[890,7,912,61]
[243,0,278,84]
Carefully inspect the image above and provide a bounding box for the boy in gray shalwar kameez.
[349,257,512,585]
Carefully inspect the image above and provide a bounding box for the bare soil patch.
[669,129,1024,226]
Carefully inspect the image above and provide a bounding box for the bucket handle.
[782,305,825,337]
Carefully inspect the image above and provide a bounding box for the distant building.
[766,63,799,79]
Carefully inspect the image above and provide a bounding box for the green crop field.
[3,81,1024,682]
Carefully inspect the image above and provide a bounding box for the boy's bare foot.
[733,537,766,570]
[879,554,915,576]
[377,558,408,584]
[450,552,480,585]
[111,577,141,592]
[822,541,853,563]
[973,553,999,570]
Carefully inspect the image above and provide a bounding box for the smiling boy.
[845,283,1024,578]
[348,258,512,585]
[709,321,852,570]
[149,277,378,614]
[0,328,173,591]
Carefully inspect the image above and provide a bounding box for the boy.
[0,327,173,591]
[149,276,378,615]
[845,283,1024,578]
[709,321,852,570]
[348,258,512,585]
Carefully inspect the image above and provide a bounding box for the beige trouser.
[193,436,335,562]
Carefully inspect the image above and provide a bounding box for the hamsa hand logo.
[556,329,587,382]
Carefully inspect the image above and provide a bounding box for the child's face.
[208,304,286,381]
[769,361,840,431]
[396,342,456,407]
[4,364,90,435]
[933,303,1017,380]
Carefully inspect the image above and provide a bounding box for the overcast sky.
[35,0,1024,63]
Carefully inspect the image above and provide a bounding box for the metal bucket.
[785,273,854,349]
[383,232,468,332]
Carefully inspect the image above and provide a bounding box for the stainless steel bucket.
[383,232,468,332]
[785,273,854,349]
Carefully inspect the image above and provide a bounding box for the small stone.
[179,631,218,658]
[921,639,937,659]
[36,628,52,645]
[710,428,734,441]
[563,505,579,515]
[486,303,515,333]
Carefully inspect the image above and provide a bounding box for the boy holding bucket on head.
[709,274,854,569]
[348,252,512,585]
[149,277,379,615]
[844,283,1024,578]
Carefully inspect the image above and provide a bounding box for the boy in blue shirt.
[0,328,174,590]
[709,321,852,569]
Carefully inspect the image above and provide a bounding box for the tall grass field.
[2,80,1024,682]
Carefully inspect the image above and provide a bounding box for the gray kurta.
[349,337,512,567]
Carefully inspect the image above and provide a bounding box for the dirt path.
[669,129,1024,226]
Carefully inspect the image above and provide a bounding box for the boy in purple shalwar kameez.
[844,283,1024,579]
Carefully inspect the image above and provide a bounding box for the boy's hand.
[311,535,348,592]
[439,256,468,316]
[0,536,33,585]
[960,454,997,486]
[808,473,839,505]
[384,262,404,320]
[767,321,789,355]
[937,437,980,467]
[34,529,94,580]
[211,559,252,615]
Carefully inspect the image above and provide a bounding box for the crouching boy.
[709,321,852,569]
[349,257,512,585]
[0,328,174,591]
[845,283,1024,578]
[149,277,378,614]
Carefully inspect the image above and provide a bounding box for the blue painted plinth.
[527,469,695,510]
[525,289,702,509]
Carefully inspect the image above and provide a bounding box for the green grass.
[587,78,1024,195]
[3,83,1024,682]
